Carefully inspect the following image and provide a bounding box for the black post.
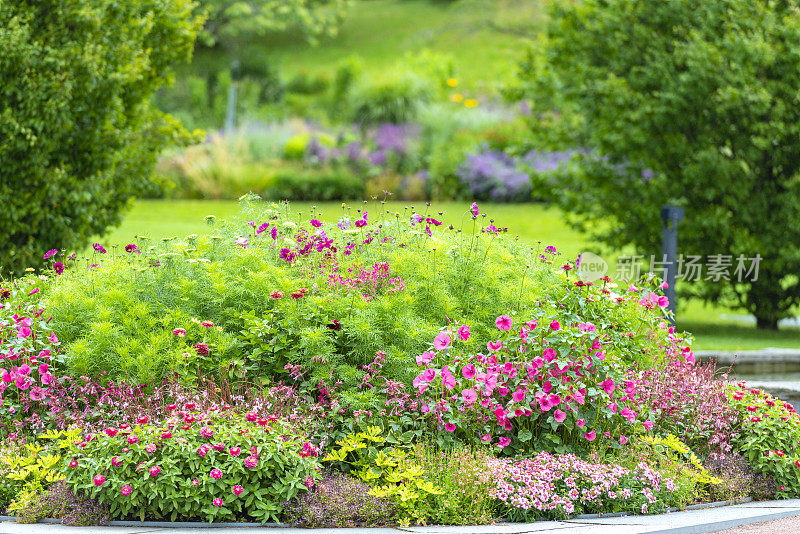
[660,205,684,321]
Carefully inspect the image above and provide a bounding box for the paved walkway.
[1,500,799,534]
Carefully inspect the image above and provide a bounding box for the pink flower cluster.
[492,452,675,517]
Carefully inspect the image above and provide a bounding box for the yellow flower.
[450,93,463,103]
[446,78,458,87]
[464,99,478,108]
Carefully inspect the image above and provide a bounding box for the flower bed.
[0,199,797,525]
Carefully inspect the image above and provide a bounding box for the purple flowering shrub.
[492,452,682,519]
[63,408,319,523]
[15,481,109,526]
[284,471,397,527]
[457,149,532,202]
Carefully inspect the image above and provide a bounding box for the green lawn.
[194,0,541,92]
[106,199,800,351]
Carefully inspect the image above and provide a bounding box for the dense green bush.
[261,166,365,200]
[0,0,202,276]
[518,0,800,329]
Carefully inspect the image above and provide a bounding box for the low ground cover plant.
[0,199,797,525]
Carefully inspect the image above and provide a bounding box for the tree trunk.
[755,316,779,330]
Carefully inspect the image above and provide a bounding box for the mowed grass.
[193,0,542,92]
[105,199,800,351]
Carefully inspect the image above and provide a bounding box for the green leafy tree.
[517,0,800,329]
[197,0,351,48]
[0,0,203,276]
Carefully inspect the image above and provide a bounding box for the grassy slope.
[192,0,542,92]
[105,199,800,351]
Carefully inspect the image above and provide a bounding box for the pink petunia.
[17,364,31,376]
[576,419,586,428]
[457,324,471,341]
[584,430,597,441]
[29,387,45,402]
[480,432,491,442]
[445,423,456,432]
[553,409,567,423]
[619,435,629,446]
[512,389,526,403]
[600,378,616,395]
[17,326,32,339]
[497,437,511,448]
[15,376,30,390]
[495,315,513,331]
[38,363,49,375]
[543,348,557,362]
[549,320,560,331]
[620,408,636,423]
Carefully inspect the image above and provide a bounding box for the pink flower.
[553,409,567,423]
[229,447,241,457]
[525,320,537,330]
[643,420,655,431]
[584,430,597,441]
[93,475,105,486]
[213,498,223,507]
[543,348,557,362]
[480,433,492,442]
[549,320,560,331]
[462,388,478,404]
[29,387,45,402]
[415,351,434,366]
[457,325,470,341]
[172,328,186,337]
[121,485,132,496]
[200,426,214,439]
[211,468,223,479]
[470,202,479,218]
[619,435,629,446]
[577,419,586,428]
[462,363,476,379]
[27,288,39,296]
[145,443,157,454]
[441,366,456,390]
[40,372,54,385]
[192,478,199,486]
[69,460,79,468]
[413,368,437,390]
[620,408,636,423]
[600,378,615,395]
[497,437,511,448]
[112,456,123,467]
[233,484,244,496]
[17,364,31,376]
[434,331,452,351]
[149,465,161,477]
[512,389,526,403]
[127,435,138,445]
[495,315,513,331]
[15,376,30,390]
[244,456,258,469]
[445,423,456,432]
[197,445,209,457]
[487,340,503,352]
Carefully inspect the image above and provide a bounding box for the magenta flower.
[310,219,322,228]
[200,426,214,439]
[600,378,616,395]
[28,287,39,296]
[15,376,31,390]
[17,364,31,376]
[38,363,49,375]
[462,388,478,404]
[553,409,567,423]
[195,343,210,356]
[415,351,434,366]
[620,408,636,423]
[497,437,511,448]
[441,366,456,390]
[457,324,470,341]
[549,320,560,331]
[461,363,476,379]
[495,315,513,331]
[211,468,223,479]
[433,331,451,350]
[487,340,503,351]
[197,445,209,457]
[29,387,45,402]
[16,326,32,339]
[127,435,138,445]
[543,348,557,362]
[470,202,479,218]
[149,465,161,477]
[53,262,64,274]
[192,478,199,486]
[480,433,492,442]
[619,435,629,446]
[121,485,132,496]
[512,389,526,403]
[112,456,123,467]
[125,244,141,253]
[213,498,223,507]
[69,460,78,468]
[244,456,258,469]
[643,420,655,431]
[525,319,537,330]
[584,430,597,441]
[233,484,244,496]
[229,446,241,457]
[445,423,456,432]
[576,419,586,428]
[93,474,106,486]
[172,328,186,337]
[43,249,58,260]
[92,243,107,254]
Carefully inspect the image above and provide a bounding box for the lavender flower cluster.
[457,149,533,202]
[284,472,396,527]
[305,123,418,168]
[704,451,777,501]
[23,481,109,526]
